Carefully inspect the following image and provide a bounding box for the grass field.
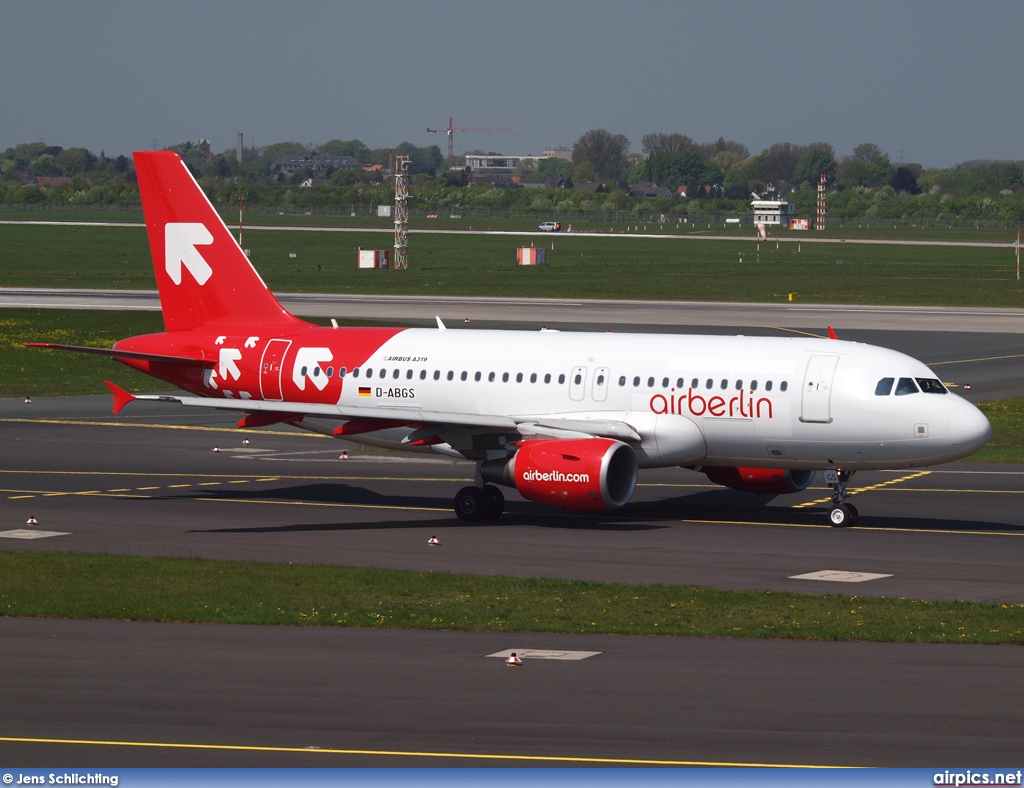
[1,551,1021,644]
[2,221,1023,306]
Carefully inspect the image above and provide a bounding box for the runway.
[3,306,1024,766]
[5,286,1024,333]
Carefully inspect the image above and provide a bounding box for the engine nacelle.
[481,438,638,512]
[704,466,816,495]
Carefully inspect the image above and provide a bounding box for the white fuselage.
[324,328,990,471]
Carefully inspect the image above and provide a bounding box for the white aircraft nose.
[947,399,991,456]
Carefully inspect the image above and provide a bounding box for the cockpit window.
[916,378,948,394]
[875,377,894,396]
[895,377,919,396]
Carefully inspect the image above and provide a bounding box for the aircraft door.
[569,366,587,401]
[260,339,292,401]
[801,355,839,423]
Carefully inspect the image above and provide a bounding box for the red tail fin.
[134,151,306,333]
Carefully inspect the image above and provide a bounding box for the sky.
[3,0,1022,169]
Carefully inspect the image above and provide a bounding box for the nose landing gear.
[824,469,858,526]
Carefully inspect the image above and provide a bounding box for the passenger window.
[419,370,426,380]
[917,378,948,394]
[647,377,655,387]
[433,370,440,380]
[366,368,373,378]
[633,376,641,387]
[781,381,788,392]
[340,367,347,378]
[502,372,509,382]
[576,374,584,385]
[488,372,495,382]
[720,379,728,390]
[326,367,333,378]
[706,378,713,389]
[597,374,605,386]
[352,368,360,378]
[691,378,698,388]
[516,372,524,383]
[750,380,757,391]
[676,378,684,388]
[460,371,467,381]
[895,377,919,396]
[447,371,454,381]
[735,380,742,390]
[474,372,481,382]
[662,377,669,388]
[765,381,773,391]
[544,373,551,384]
[300,366,308,377]
[619,376,626,386]
[558,374,565,384]
[380,369,386,378]
[875,377,894,396]
[530,373,537,383]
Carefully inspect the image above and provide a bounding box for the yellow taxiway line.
[0,735,851,768]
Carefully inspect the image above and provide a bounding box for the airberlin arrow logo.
[165,222,213,285]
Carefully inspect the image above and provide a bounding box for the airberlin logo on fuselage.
[650,388,774,419]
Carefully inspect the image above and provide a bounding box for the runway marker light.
[242,438,250,445]
[213,446,220,453]
[428,536,439,546]
[339,451,349,460]
[505,652,522,666]
[26,517,37,525]
[24,397,31,403]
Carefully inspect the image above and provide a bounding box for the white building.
[750,198,796,225]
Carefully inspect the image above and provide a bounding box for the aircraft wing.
[108,383,639,441]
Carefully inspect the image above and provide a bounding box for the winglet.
[436,316,446,330]
[104,380,136,415]
[827,326,838,340]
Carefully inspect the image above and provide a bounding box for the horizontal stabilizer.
[104,380,136,415]
[25,343,213,366]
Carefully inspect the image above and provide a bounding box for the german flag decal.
[358,387,372,397]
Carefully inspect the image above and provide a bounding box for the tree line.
[3,133,1024,223]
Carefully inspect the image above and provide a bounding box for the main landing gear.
[454,485,505,521]
[824,469,858,527]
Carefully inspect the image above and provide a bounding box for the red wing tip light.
[26,517,38,525]
[505,652,522,666]
[827,326,839,340]
[427,536,440,546]
[24,397,31,403]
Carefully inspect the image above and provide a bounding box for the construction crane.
[427,117,524,170]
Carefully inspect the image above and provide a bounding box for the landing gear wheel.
[454,486,487,521]
[483,485,505,519]
[845,503,859,525]
[829,503,853,527]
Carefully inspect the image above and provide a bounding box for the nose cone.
[947,399,991,458]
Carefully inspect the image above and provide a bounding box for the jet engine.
[481,438,638,512]
[704,466,815,495]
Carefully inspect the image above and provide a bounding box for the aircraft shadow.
[151,483,1022,535]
